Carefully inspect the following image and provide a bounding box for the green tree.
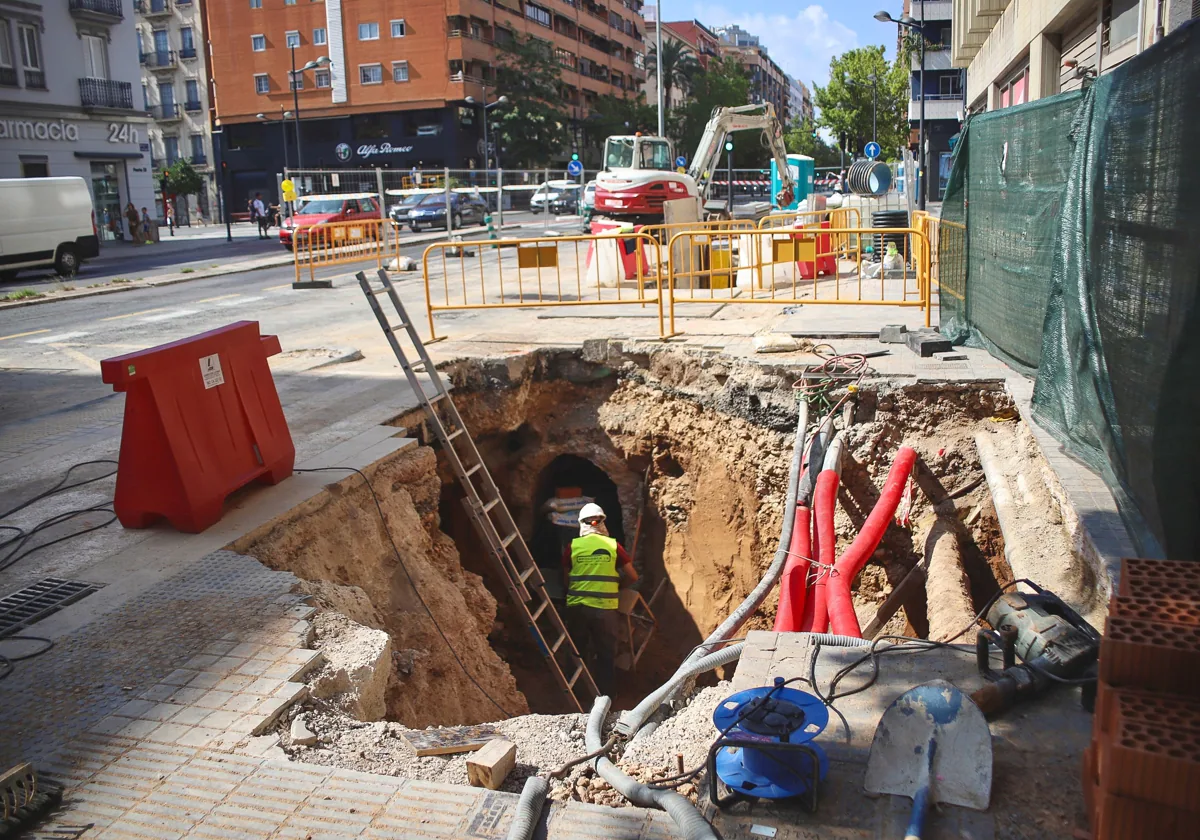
[645,39,701,112]
[783,117,840,167]
[493,34,572,167]
[812,45,908,160]
[583,93,657,167]
[159,158,204,200]
[667,57,750,167]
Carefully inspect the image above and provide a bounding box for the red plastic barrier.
[101,321,295,533]
[803,470,840,633]
[773,505,811,632]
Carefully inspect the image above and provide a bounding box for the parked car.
[387,193,426,225]
[582,180,596,212]
[405,192,488,232]
[530,181,582,214]
[0,177,99,279]
[279,193,381,250]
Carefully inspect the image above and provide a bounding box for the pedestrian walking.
[252,193,269,239]
[125,203,140,242]
[165,200,175,237]
[560,502,638,696]
[141,207,152,242]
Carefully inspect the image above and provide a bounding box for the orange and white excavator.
[593,102,795,224]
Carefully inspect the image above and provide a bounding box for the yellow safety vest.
[567,534,620,609]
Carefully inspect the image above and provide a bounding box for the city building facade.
[639,16,720,112]
[662,19,719,68]
[136,0,217,223]
[714,26,788,121]
[0,0,154,241]
[787,75,812,125]
[205,0,646,208]
[904,0,963,202]
[952,0,1197,112]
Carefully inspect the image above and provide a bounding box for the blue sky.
[657,0,906,92]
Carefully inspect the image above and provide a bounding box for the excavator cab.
[603,136,675,172]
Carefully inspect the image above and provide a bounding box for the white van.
[0,177,100,279]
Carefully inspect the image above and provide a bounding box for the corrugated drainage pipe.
[587,696,718,840]
[504,776,549,840]
[619,643,745,737]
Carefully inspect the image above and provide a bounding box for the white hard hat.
[579,503,606,522]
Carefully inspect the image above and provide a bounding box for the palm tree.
[646,39,701,111]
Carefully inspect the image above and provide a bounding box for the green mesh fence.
[938,21,1200,559]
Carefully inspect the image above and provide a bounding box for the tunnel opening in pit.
[243,348,1097,733]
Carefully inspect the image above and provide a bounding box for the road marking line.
[217,295,263,306]
[101,307,166,322]
[263,283,292,291]
[50,345,101,372]
[27,331,90,344]
[197,294,242,304]
[0,328,50,342]
[140,309,198,323]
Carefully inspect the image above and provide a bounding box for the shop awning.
[74,150,144,159]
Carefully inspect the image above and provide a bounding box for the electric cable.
[0,636,53,682]
[295,466,514,719]
[0,460,117,521]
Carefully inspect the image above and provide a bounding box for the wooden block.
[401,725,500,756]
[466,739,517,790]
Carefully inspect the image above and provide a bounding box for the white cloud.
[689,3,858,89]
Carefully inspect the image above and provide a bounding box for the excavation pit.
[235,344,1105,761]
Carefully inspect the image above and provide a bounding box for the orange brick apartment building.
[203,0,646,203]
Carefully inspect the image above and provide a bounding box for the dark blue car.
[406,193,488,232]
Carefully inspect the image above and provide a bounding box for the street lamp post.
[655,0,664,137]
[288,46,332,173]
[875,8,926,210]
[465,93,509,169]
[257,107,293,170]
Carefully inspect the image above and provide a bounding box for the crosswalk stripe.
[139,309,198,322]
[216,296,263,306]
[27,331,90,344]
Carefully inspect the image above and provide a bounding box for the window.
[1107,0,1138,47]
[142,83,149,109]
[20,157,48,177]
[254,73,269,93]
[185,78,199,103]
[390,19,406,37]
[290,72,302,90]
[18,23,40,70]
[284,0,296,5]
[180,26,194,52]
[313,27,326,45]
[82,34,108,79]
[249,0,261,8]
[939,74,961,97]
[359,63,382,84]
[190,134,204,159]
[998,65,1028,109]
[524,4,550,28]
[358,22,379,40]
[0,20,13,71]
[314,68,330,87]
[251,34,266,51]
[164,136,179,165]
[392,60,408,82]
[285,30,300,48]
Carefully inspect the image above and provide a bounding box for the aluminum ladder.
[356,268,598,711]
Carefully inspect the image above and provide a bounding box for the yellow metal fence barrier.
[293,217,393,285]
[667,226,932,328]
[912,211,964,302]
[421,232,666,340]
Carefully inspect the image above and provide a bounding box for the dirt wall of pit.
[232,445,529,727]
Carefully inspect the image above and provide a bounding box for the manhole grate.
[0,578,102,637]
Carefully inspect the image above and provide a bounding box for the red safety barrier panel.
[100,321,295,533]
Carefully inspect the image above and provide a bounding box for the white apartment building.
[0,0,154,242]
[135,0,215,222]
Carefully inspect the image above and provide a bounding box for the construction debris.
[401,724,502,756]
[466,739,517,789]
[290,714,318,747]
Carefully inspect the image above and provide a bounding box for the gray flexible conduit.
[587,696,718,840]
[504,776,549,840]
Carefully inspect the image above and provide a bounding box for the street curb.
[0,223,533,312]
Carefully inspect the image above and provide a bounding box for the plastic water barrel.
[872,210,909,262]
[847,160,893,197]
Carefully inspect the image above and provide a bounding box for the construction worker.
[560,502,637,696]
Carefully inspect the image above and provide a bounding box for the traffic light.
[812,128,819,139]
[571,152,579,161]
[724,140,733,152]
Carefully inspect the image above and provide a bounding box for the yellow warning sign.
[281,178,295,192]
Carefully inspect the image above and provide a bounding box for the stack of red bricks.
[1083,558,1200,839]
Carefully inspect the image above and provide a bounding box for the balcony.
[135,0,172,16]
[141,49,178,70]
[25,69,46,89]
[69,0,125,22]
[179,45,197,59]
[908,95,963,121]
[0,67,17,87]
[80,77,134,109]
[184,98,202,112]
[150,103,181,120]
[913,47,953,71]
[189,152,207,165]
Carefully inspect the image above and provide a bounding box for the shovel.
[864,680,992,839]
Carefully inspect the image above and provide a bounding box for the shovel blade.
[864,679,992,811]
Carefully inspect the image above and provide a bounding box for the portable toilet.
[771,154,814,210]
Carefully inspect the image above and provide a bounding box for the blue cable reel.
[707,677,830,811]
